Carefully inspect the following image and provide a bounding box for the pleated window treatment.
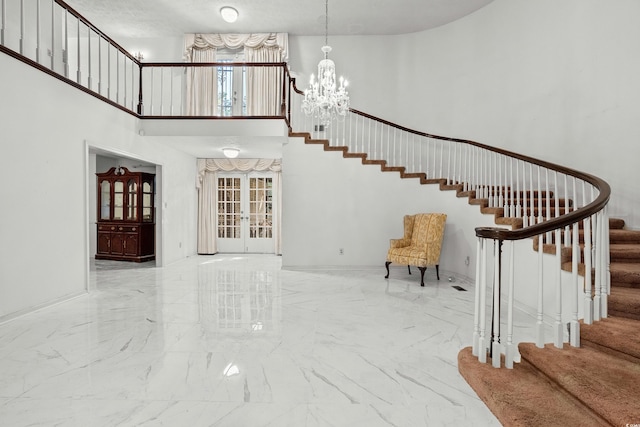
[185,48,217,116]
[245,46,283,116]
[184,33,288,117]
[196,159,282,255]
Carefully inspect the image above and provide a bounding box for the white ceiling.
[64,0,494,39]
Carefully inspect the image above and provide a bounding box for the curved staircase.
[294,131,640,426]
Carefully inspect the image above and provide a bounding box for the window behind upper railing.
[217,49,246,116]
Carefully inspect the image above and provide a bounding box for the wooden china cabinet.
[96,166,155,262]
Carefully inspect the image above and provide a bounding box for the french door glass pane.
[249,177,273,239]
[217,177,241,238]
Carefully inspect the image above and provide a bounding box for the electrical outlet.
[339,248,344,255]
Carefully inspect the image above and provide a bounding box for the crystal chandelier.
[301,0,350,126]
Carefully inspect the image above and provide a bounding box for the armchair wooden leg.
[385,261,391,279]
[408,265,411,274]
[418,267,426,287]
[436,265,440,280]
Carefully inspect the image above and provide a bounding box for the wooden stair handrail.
[347,109,611,241]
[288,78,611,241]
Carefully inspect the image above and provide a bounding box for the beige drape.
[196,159,282,255]
[245,46,283,116]
[186,48,217,116]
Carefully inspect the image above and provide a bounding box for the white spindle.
[508,158,514,217]
[537,166,543,225]
[553,226,563,348]
[478,238,488,363]
[150,67,154,115]
[506,241,515,369]
[498,154,503,208]
[1,0,5,45]
[169,66,174,115]
[97,38,101,94]
[159,67,164,115]
[76,18,81,84]
[492,240,501,368]
[545,168,551,240]
[439,139,444,180]
[517,161,522,217]
[50,0,54,70]
[123,55,127,107]
[593,211,602,321]
[536,226,545,348]
[19,0,24,54]
[36,0,40,62]
[602,205,611,310]
[583,214,593,324]
[64,9,68,78]
[447,142,452,185]
[473,237,482,357]
[87,29,92,90]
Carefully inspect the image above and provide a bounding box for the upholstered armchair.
[384,213,447,286]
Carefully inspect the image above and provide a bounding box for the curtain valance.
[184,33,288,62]
[196,158,282,188]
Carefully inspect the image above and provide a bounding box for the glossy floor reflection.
[0,255,501,426]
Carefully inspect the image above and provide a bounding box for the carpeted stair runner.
[458,218,640,426]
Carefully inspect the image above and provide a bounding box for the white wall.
[289,0,640,228]
[282,137,498,278]
[0,52,198,321]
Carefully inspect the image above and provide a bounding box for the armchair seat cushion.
[387,247,428,267]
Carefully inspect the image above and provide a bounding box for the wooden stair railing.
[287,76,611,368]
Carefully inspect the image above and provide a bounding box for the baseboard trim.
[0,291,88,325]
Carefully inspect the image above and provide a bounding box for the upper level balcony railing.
[0,0,292,121]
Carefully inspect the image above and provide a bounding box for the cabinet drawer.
[97,224,138,232]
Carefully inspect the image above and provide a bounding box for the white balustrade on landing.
[1,0,141,113]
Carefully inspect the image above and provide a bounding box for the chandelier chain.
[325,0,329,50]
[301,0,350,126]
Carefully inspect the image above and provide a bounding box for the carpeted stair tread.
[609,243,640,262]
[581,316,640,361]
[519,342,640,426]
[609,263,640,288]
[609,217,626,229]
[609,287,640,320]
[457,347,609,427]
[610,228,640,244]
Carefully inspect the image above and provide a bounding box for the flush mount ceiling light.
[222,147,240,158]
[220,6,239,23]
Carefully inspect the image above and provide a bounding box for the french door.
[217,172,275,253]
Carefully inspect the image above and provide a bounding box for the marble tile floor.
[0,255,513,426]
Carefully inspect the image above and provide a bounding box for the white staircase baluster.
[554,227,563,348]
[506,241,515,369]
[492,240,502,368]
[536,226,545,348]
[583,213,593,324]
[478,238,488,363]
[473,237,482,357]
